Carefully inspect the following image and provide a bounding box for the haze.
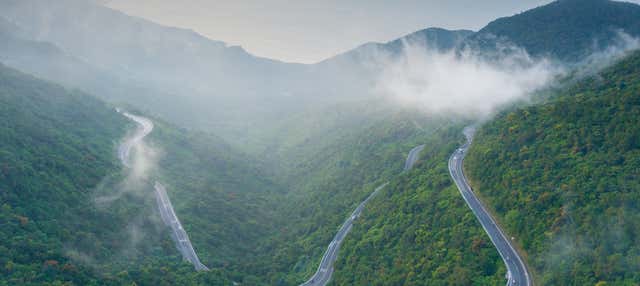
[103,0,560,63]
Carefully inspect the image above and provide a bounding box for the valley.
[1,0,639,285]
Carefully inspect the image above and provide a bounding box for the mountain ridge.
[466,0,640,62]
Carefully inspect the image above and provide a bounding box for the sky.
[103,0,639,64]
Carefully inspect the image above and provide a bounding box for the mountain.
[465,50,640,285]
[1,0,639,156]
[321,28,473,65]
[0,55,446,286]
[0,0,475,158]
[309,28,473,100]
[331,125,507,285]
[0,17,142,104]
[0,0,313,148]
[2,0,640,285]
[0,63,290,285]
[465,0,640,62]
[0,0,292,85]
[0,63,136,285]
[328,48,640,286]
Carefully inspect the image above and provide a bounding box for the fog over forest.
[1,0,640,285]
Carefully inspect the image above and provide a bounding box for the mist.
[376,40,560,118]
[94,112,160,205]
[75,111,167,271]
[573,31,640,78]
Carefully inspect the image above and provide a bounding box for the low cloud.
[95,113,161,205]
[121,134,160,190]
[376,41,560,118]
[574,31,640,78]
[69,112,165,271]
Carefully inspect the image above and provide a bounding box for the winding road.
[404,145,425,171]
[117,114,525,283]
[154,182,209,271]
[301,145,424,286]
[448,127,531,286]
[118,112,153,168]
[118,110,208,271]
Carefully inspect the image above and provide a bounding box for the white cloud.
[377,41,560,117]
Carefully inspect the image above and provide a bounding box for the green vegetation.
[0,60,451,285]
[471,0,640,62]
[329,125,505,286]
[3,1,640,284]
[148,120,286,274]
[0,61,454,285]
[0,64,238,285]
[0,63,127,285]
[465,50,640,285]
[238,110,454,285]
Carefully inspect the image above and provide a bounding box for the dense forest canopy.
[465,50,640,285]
[1,0,640,285]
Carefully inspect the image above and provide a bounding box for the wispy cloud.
[376,40,560,118]
[95,113,161,205]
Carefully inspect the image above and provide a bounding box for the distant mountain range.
[2,1,640,285]
[468,0,640,62]
[0,0,639,152]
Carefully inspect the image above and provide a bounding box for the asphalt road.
[404,144,425,171]
[154,182,209,271]
[118,112,153,168]
[301,145,425,286]
[448,127,531,286]
[118,109,208,271]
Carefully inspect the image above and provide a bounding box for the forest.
[465,50,640,285]
[331,125,506,286]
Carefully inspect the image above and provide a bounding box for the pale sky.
[103,0,640,64]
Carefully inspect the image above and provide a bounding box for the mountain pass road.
[301,145,425,286]
[118,109,208,271]
[448,127,531,286]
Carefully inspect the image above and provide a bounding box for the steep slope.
[0,0,473,159]
[2,0,639,157]
[0,63,288,285]
[330,125,505,286]
[235,113,452,285]
[147,119,287,271]
[323,27,473,65]
[0,18,99,88]
[466,0,640,62]
[465,50,640,285]
[304,29,473,111]
[0,15,194,126]
[0,0,313,147]
[0,64,141,285]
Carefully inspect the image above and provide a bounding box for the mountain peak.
[470,0,640,62]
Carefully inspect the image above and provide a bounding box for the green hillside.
[148,119,286,271]
[328,125,505,286]
[468,0,640,62]
[465,50,640,285]
[0,61,447,285]
[2,0,640,285]
[0,64,244,285]
[236,111,453,285]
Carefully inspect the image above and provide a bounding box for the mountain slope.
[321,28,473,65]
[466,0,640,62]
[147,119,287,270]
[0,63,132,285]
[0,0,313,151]
[0,63,287,285]
[465,50,640,285]
[330,125,505,286]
